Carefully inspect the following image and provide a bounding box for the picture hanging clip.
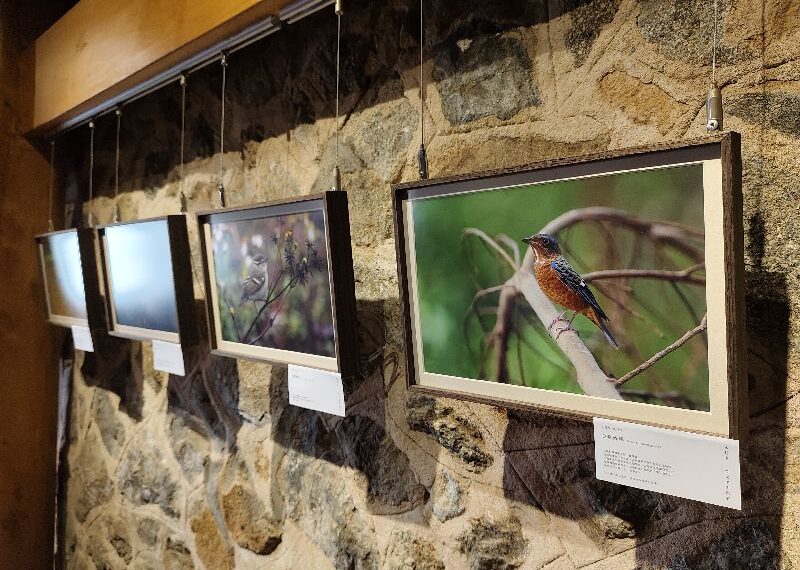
[418,144,429,180]
[333,165,341,192]
[706,83,723,132]
[218,182,226,208]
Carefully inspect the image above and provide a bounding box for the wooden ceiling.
[30,0,306,136]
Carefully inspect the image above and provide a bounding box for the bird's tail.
[586,308,619,349]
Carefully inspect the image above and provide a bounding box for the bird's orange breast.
[534,260,590,312]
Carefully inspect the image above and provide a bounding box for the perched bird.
[240,254,268,305]
[521,233,618,349]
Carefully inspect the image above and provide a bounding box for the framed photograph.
[197,192,358,377]
[35,228,105,331]
[98,216,198,345]
[393,133,745,438]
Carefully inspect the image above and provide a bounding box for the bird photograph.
[410,163,709,410]
[209,211,336,358]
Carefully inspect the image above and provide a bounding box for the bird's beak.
[521,236,534,245]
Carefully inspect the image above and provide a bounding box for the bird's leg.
[554,311,578,340]
[547,309,570,333]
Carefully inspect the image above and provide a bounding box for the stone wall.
[60,0,799,568]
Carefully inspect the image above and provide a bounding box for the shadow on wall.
[167,352,243,444]
[80,334,143,421]
[268,299,426,521]
[498,217,788,569]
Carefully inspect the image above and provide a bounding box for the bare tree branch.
[463,228,518,271]
[619,389,697,409]
[495,234,522,268]
[614,314,708,387]
[543,207,704,262]
[220,288,244,342]
[242,277,296,342]
[582,265,706,286]
[490,284,518,382]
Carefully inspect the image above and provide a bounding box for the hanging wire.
[179,74,188,213]
[706,0,723,132]
[417,0,428,179]
[87,120,96,227]
[712,0,718,85]
[218,53,228,207]
[48,140,56,232]
[113,107,122,222]
[332,0,343,191]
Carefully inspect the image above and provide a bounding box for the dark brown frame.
[393,133,746,438]
[97,215,199,345]
[35,227,106,332]
[197,191,358,378]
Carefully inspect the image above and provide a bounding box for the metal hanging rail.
[43,0,333,139]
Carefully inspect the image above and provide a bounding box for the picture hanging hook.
[48,139,56,232]
[113,107,122,223]
[417,0,428,180]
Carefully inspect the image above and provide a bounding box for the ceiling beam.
[29,0,331,137]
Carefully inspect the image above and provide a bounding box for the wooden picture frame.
[97,216,198,345]
[35,228,106,332]
[393,133,745,438]
[197,191,358,378]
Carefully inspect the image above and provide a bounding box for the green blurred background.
[411,163,710,410]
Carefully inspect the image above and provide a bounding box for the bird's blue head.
[522,233,561,256]
[252,254,268,266]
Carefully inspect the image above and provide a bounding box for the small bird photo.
[209,211,336,358]
[410,162,709,411]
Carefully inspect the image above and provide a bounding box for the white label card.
[71,325,94,352]
[288,365,345,417]
[152,340,185,376]
[594,418,741,509]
